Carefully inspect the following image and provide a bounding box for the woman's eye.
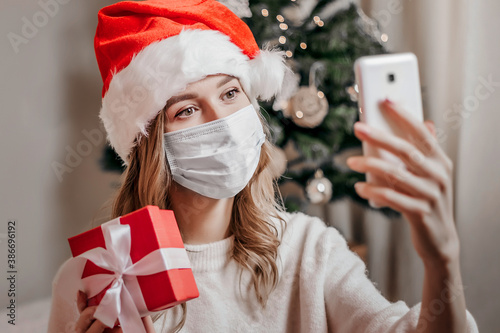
[175,107,196,118]
[224,88,239,100]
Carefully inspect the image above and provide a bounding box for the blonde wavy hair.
[107,101,286,332]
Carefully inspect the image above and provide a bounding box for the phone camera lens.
[388,73,396,83]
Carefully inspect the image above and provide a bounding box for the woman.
[48,0,478,332]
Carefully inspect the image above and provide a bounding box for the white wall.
[0,0,119,315]
[456,1,500,329]
[359,0,500,331]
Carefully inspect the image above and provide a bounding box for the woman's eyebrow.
[217,76,237,88]
[165,77,237,110]
[165,93,198,110]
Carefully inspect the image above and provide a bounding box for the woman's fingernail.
[346,157,359,168]
[354,122,370,135]
[354,182,364,190]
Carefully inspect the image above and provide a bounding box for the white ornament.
[306,169,333,205]
[286,62,329,128]
[288,86,329,128]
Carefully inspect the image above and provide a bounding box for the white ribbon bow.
[75,218,191,333]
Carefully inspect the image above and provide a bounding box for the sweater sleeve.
[319,222,479,333]
[47,258,84,333]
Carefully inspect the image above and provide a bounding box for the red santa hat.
[95,0,288,164]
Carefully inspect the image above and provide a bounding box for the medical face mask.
[163,104,266,199]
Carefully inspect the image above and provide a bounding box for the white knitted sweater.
[48,212,478,332]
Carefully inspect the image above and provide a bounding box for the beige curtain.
[316,0,500,330]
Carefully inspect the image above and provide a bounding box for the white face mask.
[163,104,266,199]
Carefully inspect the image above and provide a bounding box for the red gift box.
[68,205,199,315]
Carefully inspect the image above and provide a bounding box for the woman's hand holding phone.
[352,52,459,266]
[74,290,156,333]
[346,99,468,330]
[347,99,458,265]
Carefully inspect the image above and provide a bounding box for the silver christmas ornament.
[306,169,333,205]
[346,84,359,102]
[286,62,329,128]
[288,86,329,128]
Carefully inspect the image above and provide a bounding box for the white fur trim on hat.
[99,29,288,165]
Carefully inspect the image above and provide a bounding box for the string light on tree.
[261,9,269,17]
[276,15,284,22]
[279,36,287,44]
[280,23,288,30]
[300,42,307,49]
[285,50,293,58]
[381,33,389,42]
[313,16,324,27]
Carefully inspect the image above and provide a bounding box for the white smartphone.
[354,52,424,208]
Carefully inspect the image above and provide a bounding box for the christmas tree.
[100,0,400,218]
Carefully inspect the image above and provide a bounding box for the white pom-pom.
[249,48,291,101]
